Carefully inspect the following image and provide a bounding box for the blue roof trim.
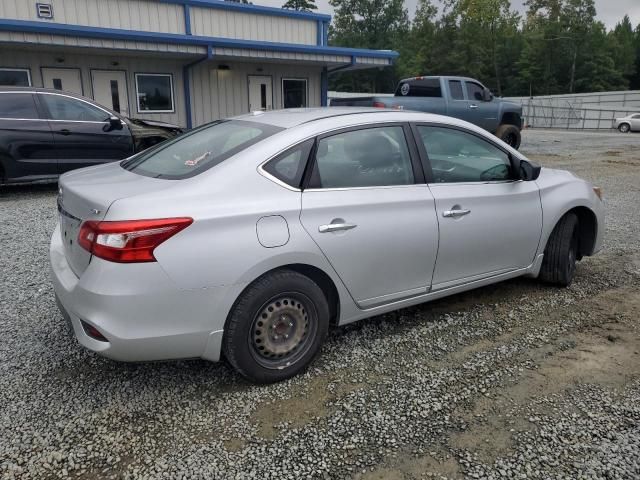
[158,0,331,21]
[0,19,399,60]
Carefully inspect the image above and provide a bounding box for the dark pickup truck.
[330,76,523,149]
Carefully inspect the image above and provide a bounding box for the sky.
[259,0,640,30]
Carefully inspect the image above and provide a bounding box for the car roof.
[232,107,473,130]
[231,107,391,129]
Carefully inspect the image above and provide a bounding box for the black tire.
[539,213,579,287]
[618,123,631,133]
[223,270,329,383]
[495,124,522,149]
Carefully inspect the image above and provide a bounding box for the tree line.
[285,0,640,96]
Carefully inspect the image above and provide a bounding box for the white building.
[0,0,396,128]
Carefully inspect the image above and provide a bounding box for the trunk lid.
[57,162,176,276]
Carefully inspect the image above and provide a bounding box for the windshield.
[122,120,283,179]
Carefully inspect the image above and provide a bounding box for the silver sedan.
[614,113,640,133]
[50,108,605,383]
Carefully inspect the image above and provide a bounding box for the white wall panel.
[191,7,317,45]
[189,61,322,126]
[0,0,185,34]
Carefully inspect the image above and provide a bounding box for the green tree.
[281,0,317,11]
[329,0,410,92]
[450,0,520,95]
[609,15,636,86]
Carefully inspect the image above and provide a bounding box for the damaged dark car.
[0,87,183,185]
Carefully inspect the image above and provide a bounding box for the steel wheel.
[619,123,630,133]
[248,292,317,369]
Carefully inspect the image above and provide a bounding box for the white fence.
[330,89,640,130]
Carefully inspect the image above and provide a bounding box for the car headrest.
[344,132,395,168]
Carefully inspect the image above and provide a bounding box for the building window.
[282,78,307,108]
[0,68,32,87]
[135,73,174,113]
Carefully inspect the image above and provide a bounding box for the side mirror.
[106,116,122,131]
[519,159,541,181]
[483,88,493,102]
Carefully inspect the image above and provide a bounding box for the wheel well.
[281,264,340,326]
[501,112,521,128]
[567,207,597,259]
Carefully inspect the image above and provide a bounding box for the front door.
[463,80,497,132]
[414,124,542,289]
[91,70,129,116]
[41,68,83,95]
[300,124,439,308]
[37,92,133,174]
[248,75,273,111]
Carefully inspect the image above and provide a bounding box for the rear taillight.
[372,101,387,109]
[78,218,193,263]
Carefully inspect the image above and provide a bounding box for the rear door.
[300,124,439,308]
[0,91,56,180]
[413,124,542,289]
[37,92,134,174]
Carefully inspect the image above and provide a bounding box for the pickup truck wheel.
[496,124,521,149]
[618,123,631,133]
[223,270,329,384]
[539,213,579,287]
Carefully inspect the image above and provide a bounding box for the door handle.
[443,209,471,218]
[58,129,72,136]
[318,223,357,233]
[469,104,478,109]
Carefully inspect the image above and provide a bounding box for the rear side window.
[123,120,283,179]
[263,139,313,188]
[309,126,414,189]
[448,80,464,100]
[395,78,442,98]
[0,93,39,119]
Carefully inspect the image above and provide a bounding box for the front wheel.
[539,213,579,287]
[223,270,329,383]
[495,124,522,150]
[618,123,631,133]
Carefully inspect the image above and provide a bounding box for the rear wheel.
[495,124,521,149]
[223,270,329,383]
[618,123,631,133]
[539,213,579,287]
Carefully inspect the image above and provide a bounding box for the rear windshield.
[122,120,283,179]
[395,78,442,98]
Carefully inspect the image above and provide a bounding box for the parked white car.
[614,113,640,133]
[50,108,605,383]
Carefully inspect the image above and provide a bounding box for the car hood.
[124,117,183,132]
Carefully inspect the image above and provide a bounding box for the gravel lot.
[1,129,639,479]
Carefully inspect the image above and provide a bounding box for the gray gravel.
[1,129,639,479]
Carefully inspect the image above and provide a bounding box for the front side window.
[448,80,464,100]
[282,79,307,108]
[40,94,110,122]
[135,74,174,113]
[263,139,313,188]
[122,120,283,179]
[466,82,485,102]
[417,126,512,183]
[395,78,441,98]
[0,93,39,119]
[310,126,414,189]
[0,68,31,86]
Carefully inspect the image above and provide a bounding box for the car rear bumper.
[50,224,244,363]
